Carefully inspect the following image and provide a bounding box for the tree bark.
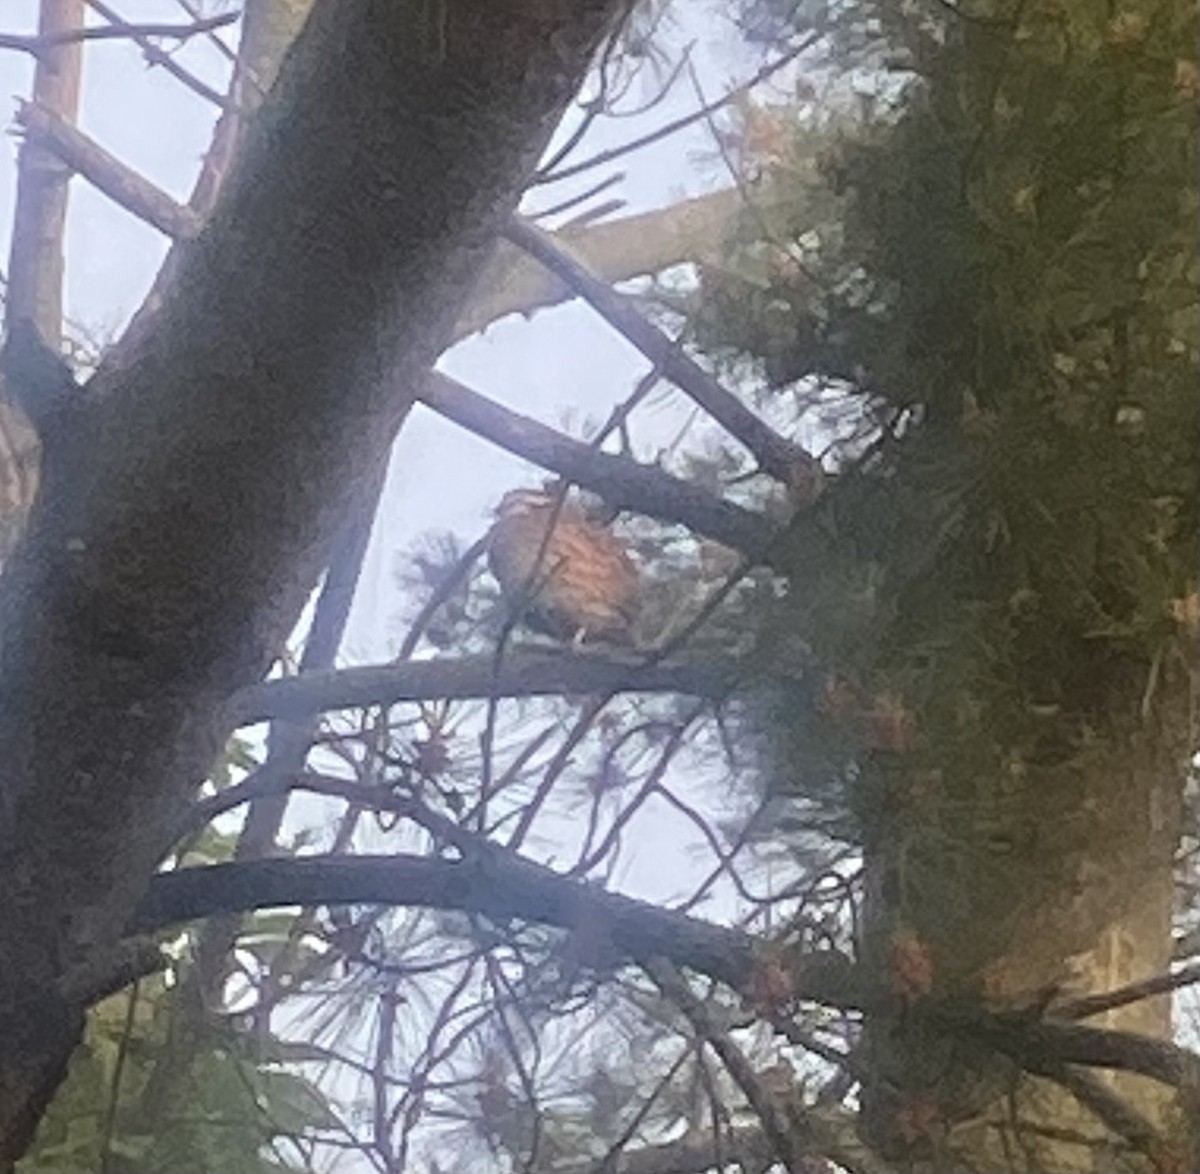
[0,0,624,1163]
[858,677,1196,1172]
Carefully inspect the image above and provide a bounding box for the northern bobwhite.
[487,488,639,646]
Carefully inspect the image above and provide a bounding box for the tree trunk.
[0,0,623,1164]
[859,673,1196,1172]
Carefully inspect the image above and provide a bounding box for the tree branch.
[4,0,84,338]
[420,372,781,562]
[15,103,203,240]
[453,186,758,342]
[132,853,860,1011]
[503,215,816,488]
[230,651,748,725]
[0,12,237,58]
[963,1011,1200,1092]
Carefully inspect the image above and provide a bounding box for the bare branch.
[538,34,817,185]
[0,10,237,56]
[84,0,230,107]
[15,103,203,240]
[457,185,766,341]
[504,216,817,488]
[1058,960,1200,1022]
[132,853,862,1011]
[230,651,749,726]
[420,372,781,562]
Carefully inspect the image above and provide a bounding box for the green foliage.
[21,731,339,1174]
[701,0,1198,831]
[19,971,335,1174]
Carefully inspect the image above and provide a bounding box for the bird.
[486,487,640,646]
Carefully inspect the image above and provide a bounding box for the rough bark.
[0,0,624,1163]
[858,677,1197,1171]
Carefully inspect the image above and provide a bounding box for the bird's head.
[493,487,558,521]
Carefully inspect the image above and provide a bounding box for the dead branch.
[454,186,759,341]
[4,0,85,337]
[538,34,816,185]
[83,0,231,107]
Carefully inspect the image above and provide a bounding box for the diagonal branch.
[15,103,203,241]
[647,958,884,1174]
[504,215,816,488]
[420,372,780,562]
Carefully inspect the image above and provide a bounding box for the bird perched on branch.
[486,487,640,647]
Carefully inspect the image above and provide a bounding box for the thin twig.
[83,0,231,107]
[170,0,238,62]
[0,11,237,55]
[538,36,816,185]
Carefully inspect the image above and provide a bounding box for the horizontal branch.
[0,11,236,57]
[133,852,861,1010]
[504,216,817,488]
[420,372,781,562]
[230,651,747,725]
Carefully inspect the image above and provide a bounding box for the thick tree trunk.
[859,676,1196,1172]
[0,0,623,1164]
